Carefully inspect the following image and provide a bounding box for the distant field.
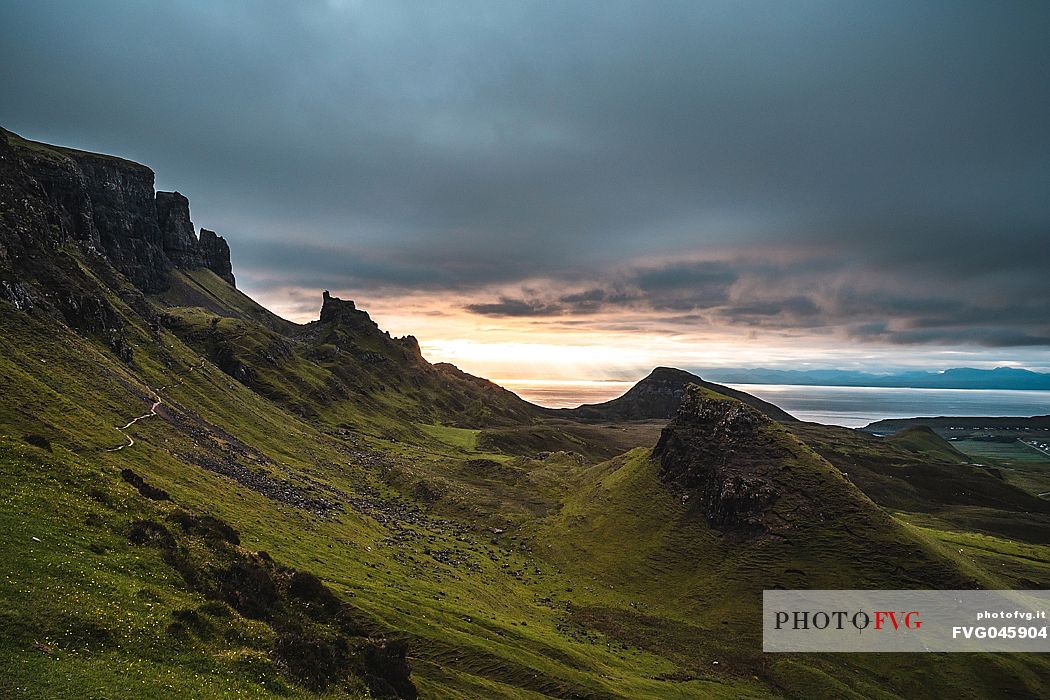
[952,439,1050,464]
[953,439,1050,497]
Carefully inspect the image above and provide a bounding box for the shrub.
[272,632,348,691]
[120,468,170,501]
[216,560,278,619]
[128,519,176,550]
[23,434,51,451]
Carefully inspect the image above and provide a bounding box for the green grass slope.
[5,269,1050,698]
[5,128,1050,699]
[886,425,969,462]
[528,394,1050,698]
[0,288,785,698]
[157,288,541,435]
[790,422,1050,544]
[159,268,298,332]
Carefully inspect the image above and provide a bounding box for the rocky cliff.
[653,385,853,536]
[318,290,362,325]
[156,190,202,269]
[654,387,786,534]
[198,228,235,286]
[0,127,235,295]
[0,127,240,360]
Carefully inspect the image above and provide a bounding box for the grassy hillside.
[790,422,1050,545]
[5,128,1050,698]
[887,425,969,462]
[5,271,1050,697]
[0,283,790,698]
[528,446,1050,699]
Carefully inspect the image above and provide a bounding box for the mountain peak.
[319,291,360,324]
[643,366,696,382]
[565,366,796,422]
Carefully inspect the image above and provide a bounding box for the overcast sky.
[3,1,1049,378]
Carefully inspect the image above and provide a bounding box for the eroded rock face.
[1,129,238,296]
[198,228,235,286]
[653,386,797,535]
[155,195,236,286]
[397,334,422,356]
[320,291,364,325]
[0,128,240,362]
[7,134,171,293]
[156,191,202,268]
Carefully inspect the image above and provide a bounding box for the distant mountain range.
[698,366,1050,391]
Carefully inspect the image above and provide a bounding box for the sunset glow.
[10,1,1047,383]
[245,282,1050,383]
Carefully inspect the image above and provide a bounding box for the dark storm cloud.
[725,297,821,320]
[464,259,739,316]
[465,297,563,317]
[461,252,1050,348]
[1,1,1048,348]
[632,262,739,311]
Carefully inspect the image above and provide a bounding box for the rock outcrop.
[319,290,360,325]
[198,228,235,286]
[0,127,236,294]
[0,127,240,362]
[155,194,234,284]
[156,190,202,268]
[318,292,425,358]
[397,334,422,356]
[654,387,785,534]
[1,128,170,293]
[653,385,834,536]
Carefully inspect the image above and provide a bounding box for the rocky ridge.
[0,127,235,295]
[0,127,238,361]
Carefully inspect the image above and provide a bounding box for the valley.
[3,127,1050,699]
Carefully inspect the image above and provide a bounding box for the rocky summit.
[654,384,889,539]
[654,386,796,534]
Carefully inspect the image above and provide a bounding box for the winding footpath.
[106,390,163,451]
[106,359,205,452]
